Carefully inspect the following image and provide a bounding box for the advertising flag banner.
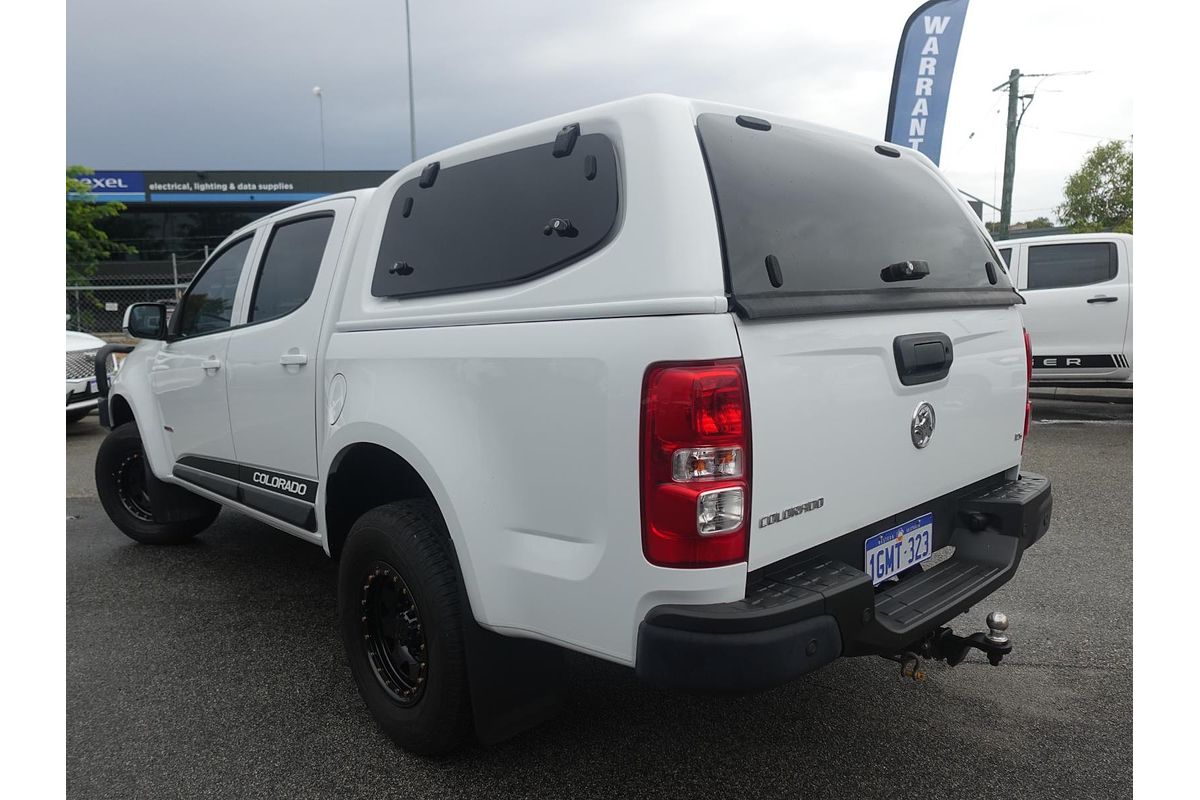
[885,0,970,165]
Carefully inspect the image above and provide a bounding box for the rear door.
[224,198,353,528]
[697,113,1027,569]
[1017,238,1129,380]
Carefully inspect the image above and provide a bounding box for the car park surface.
[66,399,1130,799]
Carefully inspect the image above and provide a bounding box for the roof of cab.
[224,187,377,241]
[992,232,1133,247]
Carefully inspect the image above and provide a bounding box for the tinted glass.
[1025,242,1117,290]
[174,236,253,337]
[372,132,619,298]
[697,114,1016,317]
[998,248,1012,270]
[249,214,335,322]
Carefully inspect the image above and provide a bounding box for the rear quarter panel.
[322,314,748,665]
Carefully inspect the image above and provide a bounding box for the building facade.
[68,170,394,332]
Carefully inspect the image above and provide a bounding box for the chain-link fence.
[67,256,201,335]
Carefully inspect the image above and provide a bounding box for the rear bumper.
[635,472,1052,692]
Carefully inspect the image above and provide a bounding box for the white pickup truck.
[94,94,1052,754]
[993,232,1133,387]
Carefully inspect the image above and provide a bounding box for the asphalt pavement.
[66,400,1132,799]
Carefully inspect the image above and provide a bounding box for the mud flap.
[463,618,568,746]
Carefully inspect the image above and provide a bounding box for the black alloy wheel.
[115,451,154,523]
[360,561,429,706]
[94,421,219,544]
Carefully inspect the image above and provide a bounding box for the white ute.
[95,95,1053,754]
[993,232,1133,387]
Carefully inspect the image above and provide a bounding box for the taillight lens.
[641,360,751,567]
[1023,327,1033,451]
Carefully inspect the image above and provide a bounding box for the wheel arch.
[108,392,135,428]
[324,440,436,558]
[322,430,482,621]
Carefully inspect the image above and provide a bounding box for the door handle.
[892,332,954,386]
[279,352,309,367]
[1087,296,1118,304]
[201,358,222,372]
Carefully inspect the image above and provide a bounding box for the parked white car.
[66,327,112,423]
[993,232,1132,387]
[96,95,1052,754]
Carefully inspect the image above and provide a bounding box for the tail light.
[1022,327,1033,451]
[640,360,750,567]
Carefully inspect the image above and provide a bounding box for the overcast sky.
[66,0,1133,225]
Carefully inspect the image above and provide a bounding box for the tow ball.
[886,612,1012,681]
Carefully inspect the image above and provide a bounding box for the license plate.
[864,513,933,585]
[88,380,98,394]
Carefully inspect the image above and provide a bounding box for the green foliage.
[1055,141,1133,234]
[985,217,1053,234]
[66,165,136,282]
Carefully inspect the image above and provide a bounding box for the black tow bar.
[885,612,1012,681]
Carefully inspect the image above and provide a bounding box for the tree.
[66,165,135,283]
[1055,141,1133,233]
[986,216,1053,234]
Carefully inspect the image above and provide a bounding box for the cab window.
[174,236,254,337]
[1025,242,1117,290]
[248,214,335,322]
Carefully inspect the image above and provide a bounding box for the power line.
[991,69,1091,238]
[1023,125,1132,142]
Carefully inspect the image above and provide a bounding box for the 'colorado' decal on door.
[172,455,319,531]
[247,469,312,498]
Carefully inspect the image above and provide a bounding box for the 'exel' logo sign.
[82,176,131,189]
[75,171,146,196]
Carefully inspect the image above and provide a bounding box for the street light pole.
[404,0,417,163]
[312,86,326,170]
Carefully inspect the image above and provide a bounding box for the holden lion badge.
[911,402,936,449]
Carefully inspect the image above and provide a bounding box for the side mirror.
[123,303,169,340]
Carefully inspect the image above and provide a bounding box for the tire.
[66,407,91,424]
[338,500,473,755]
[94,421,219,544]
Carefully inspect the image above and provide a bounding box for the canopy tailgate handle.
[893,333,954,386]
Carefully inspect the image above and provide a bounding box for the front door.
[151,233,258,465]
[1019,238,1129,380]
[225,198,354,511]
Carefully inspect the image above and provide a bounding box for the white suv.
[66,328,113,423]
[95,95,1053,754]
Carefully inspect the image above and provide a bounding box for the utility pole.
[992,69,1087,237]
[996,68,1020,238]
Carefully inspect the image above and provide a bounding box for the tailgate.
[693,107,1029,570]
[737,308,1026,569]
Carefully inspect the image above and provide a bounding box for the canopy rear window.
[696,113,1018,318]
